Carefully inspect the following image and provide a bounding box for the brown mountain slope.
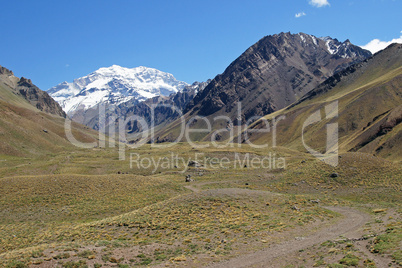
[0,66,98,157]
[186,32,371,122]
[153,32,371,143]
[0,65,66,118]
[243,43,402,161]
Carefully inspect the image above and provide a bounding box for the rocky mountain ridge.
[0,65,66,117]
[186,32,372,123]
[244,43,402,160]
[73,80,211,135]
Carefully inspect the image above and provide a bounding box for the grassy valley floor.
[0,144,400,267]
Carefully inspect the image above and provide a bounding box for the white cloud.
[295,12,307,18]
[361,34,402,54]
[65,64,70,68]
[309,0,330,7]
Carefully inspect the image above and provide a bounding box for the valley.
[0,144,400,267]
[0,31,400,268]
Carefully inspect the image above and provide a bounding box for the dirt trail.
[184,184,200,192]
[208,206,371,268]
[183,180,236,193]
[182,182,381,268]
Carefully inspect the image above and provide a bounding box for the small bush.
[6,261,27,268]
[339,253,360,266]
[62,260,88,268]
[77,250,93,258]
[53,252,70,259]
[31,250,44,258]
[139,258,152,265]
[327,264,344,268]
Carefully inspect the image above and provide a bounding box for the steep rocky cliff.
[0,65,66,118]
[186,32,372,123]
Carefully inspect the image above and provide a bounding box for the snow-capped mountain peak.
[48,65,189,114]
[319,36,364,58]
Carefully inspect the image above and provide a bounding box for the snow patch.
[299,33,306,43]
[311,36,318,46]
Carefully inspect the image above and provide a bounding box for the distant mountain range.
[0,31,400,161]
[48,32,372,140]
[73,80,210,135]
[48,65,189,114]
[157,32,373,142]
[48,65,209,135]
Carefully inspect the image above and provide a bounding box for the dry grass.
[0,143,400,267]
[0,188,336,267]
[0,174,183,254]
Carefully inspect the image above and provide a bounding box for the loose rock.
[188,161,201,167]
[185,175,194,182]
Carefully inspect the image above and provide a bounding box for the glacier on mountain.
[48,65,189,114]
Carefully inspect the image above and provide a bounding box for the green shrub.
[327,264,344,268]
[6,261,27,268]
[77,250,93,258]
[61,260,88,268]
[339,254,359,266]
[53,252,70,259]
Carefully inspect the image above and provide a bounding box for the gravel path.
[183,182,383,268]
[208,206,372,268]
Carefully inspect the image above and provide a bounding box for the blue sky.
[0,0,401,90]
